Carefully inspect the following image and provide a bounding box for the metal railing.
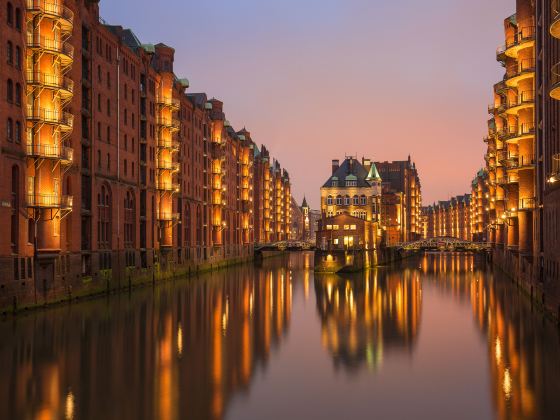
[26,71,74,93]
[155,180,180,192]
[156,96,180,109]
[26,33,74,59]
[27,193,73,208]
[157,212,180,221]
[552,0,560,38]
[519,198,536,210]
[26,105,74,128]
[156,116,180,130]
[26,0,74,26]
[551,63,560,99]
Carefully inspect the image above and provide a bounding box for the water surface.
[1,253,559,420]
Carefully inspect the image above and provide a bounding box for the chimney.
[332,159,339,175]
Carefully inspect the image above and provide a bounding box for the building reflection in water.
[420,252,560,420]
[0,254,298,420]
[314,268,422,373]
[0,252,558,420]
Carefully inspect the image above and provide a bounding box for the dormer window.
[332,180,337,187]
[346,180,357,187]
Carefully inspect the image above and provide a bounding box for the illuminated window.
[353,195,359,205]
[344,225,350,230]
[333,238,339,245]
[336,195,342,205]
[327,195,333,205]
[360,195,367,205]
[326,224,333,230]
[333,225,339,230]
[350,225,357,230]
[344,196,350,205]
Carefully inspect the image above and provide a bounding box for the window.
[336,195,342,205]
[344,225,350,230]
[106,99,111,116]
[344,196,350,205]
[346,180,357,187]
[98,65,102,82]
[333,225,339,230]
[6,3,13,26]
[97,93,101,112]
[107,126,110,143]
[326,224,333,230]
[15,120,20,143]
[327,195,333,205]
[14,46,20,68]
[107,71,111,88]
[14,83,21,105]
[350,225,357,230]
[7,79,13,102]
[107,153,110,170]
[331,180,337,187]
[333,238,339,245]
[360,195,367,205]
[353,195,359,205]
[6,118,13,141]
[6,41,13,64]
[124,159,128,176]
[14,8,21,30]
[97,150,101,168]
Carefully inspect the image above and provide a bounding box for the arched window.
[14,120,21,143]
[97,184,112,248]
[6,118,13,142]
[14,45,20,68]
[327,195,333,205]
[344,195,350,205]
[196,205,202,246]
[6,41,13,64]
[336,195,342,205]
[15,83,21,105]
[353,195,359,205]
[6,3,13,26]
[14,8,21,30]
[11,165,19,253]
[7,79,13,102]
[360,195,367,205]
[124,190,135,249]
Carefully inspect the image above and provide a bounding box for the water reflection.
[314,269,421,373]
[0,252,558,420]
[0,257,294,420]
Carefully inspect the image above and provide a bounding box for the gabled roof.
[322,158,375,188]
[366,163,382,181]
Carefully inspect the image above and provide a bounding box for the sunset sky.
[102,0,513,208]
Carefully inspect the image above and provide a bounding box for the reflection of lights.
[249,293,254,316]
[177,324,183,356]
[65,391,75,420]
[222,298,229,335]
[503,368,512,399]
[495,337,501,364]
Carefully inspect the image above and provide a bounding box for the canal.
[1,253,559,420]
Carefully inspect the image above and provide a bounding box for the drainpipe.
[117,47,121,274]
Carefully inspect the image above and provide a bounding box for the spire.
[302,196,308,208]
[366,163,382,182]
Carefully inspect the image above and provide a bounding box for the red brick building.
[0,0,292,309]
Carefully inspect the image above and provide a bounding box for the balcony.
[547,153,560,184]
[157,212,180,222]
[26,0,74,31]
[156,96,180,110]
[156,116,180,132]
[26,144,73,163]
[497,175,519,186]
[26,72,74,97]
[502,90,534,115]
[551,0,560,39]
[551,63,560,100]
[27,106,73,131]
[157,161,179,172]
[157,138,180,151]
[26,33,74,64]
[504,59,536,87]
[156,180,180,192]
[27,193,73,209]
[497,25,535,60]
[518,197,536,210]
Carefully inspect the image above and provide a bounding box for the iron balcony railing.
[157,161,179,172]
[156,96,180,109]
[26,0,74,28]
[157,212,180,221]
[27,193,73,209]
[26,33,74,60]
[497,26,535,59]
[156,116,180,131]
[519,198,536,210]
[551,63,560,100]
[155,180,180,192]
[551,0,560,39]
[26,144,73,162]
[26,71,74,94]
[26,105,74,129]
[505,59,536,80]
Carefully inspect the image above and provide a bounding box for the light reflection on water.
[0,252,558,420]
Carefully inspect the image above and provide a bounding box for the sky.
[101,0,512,209]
